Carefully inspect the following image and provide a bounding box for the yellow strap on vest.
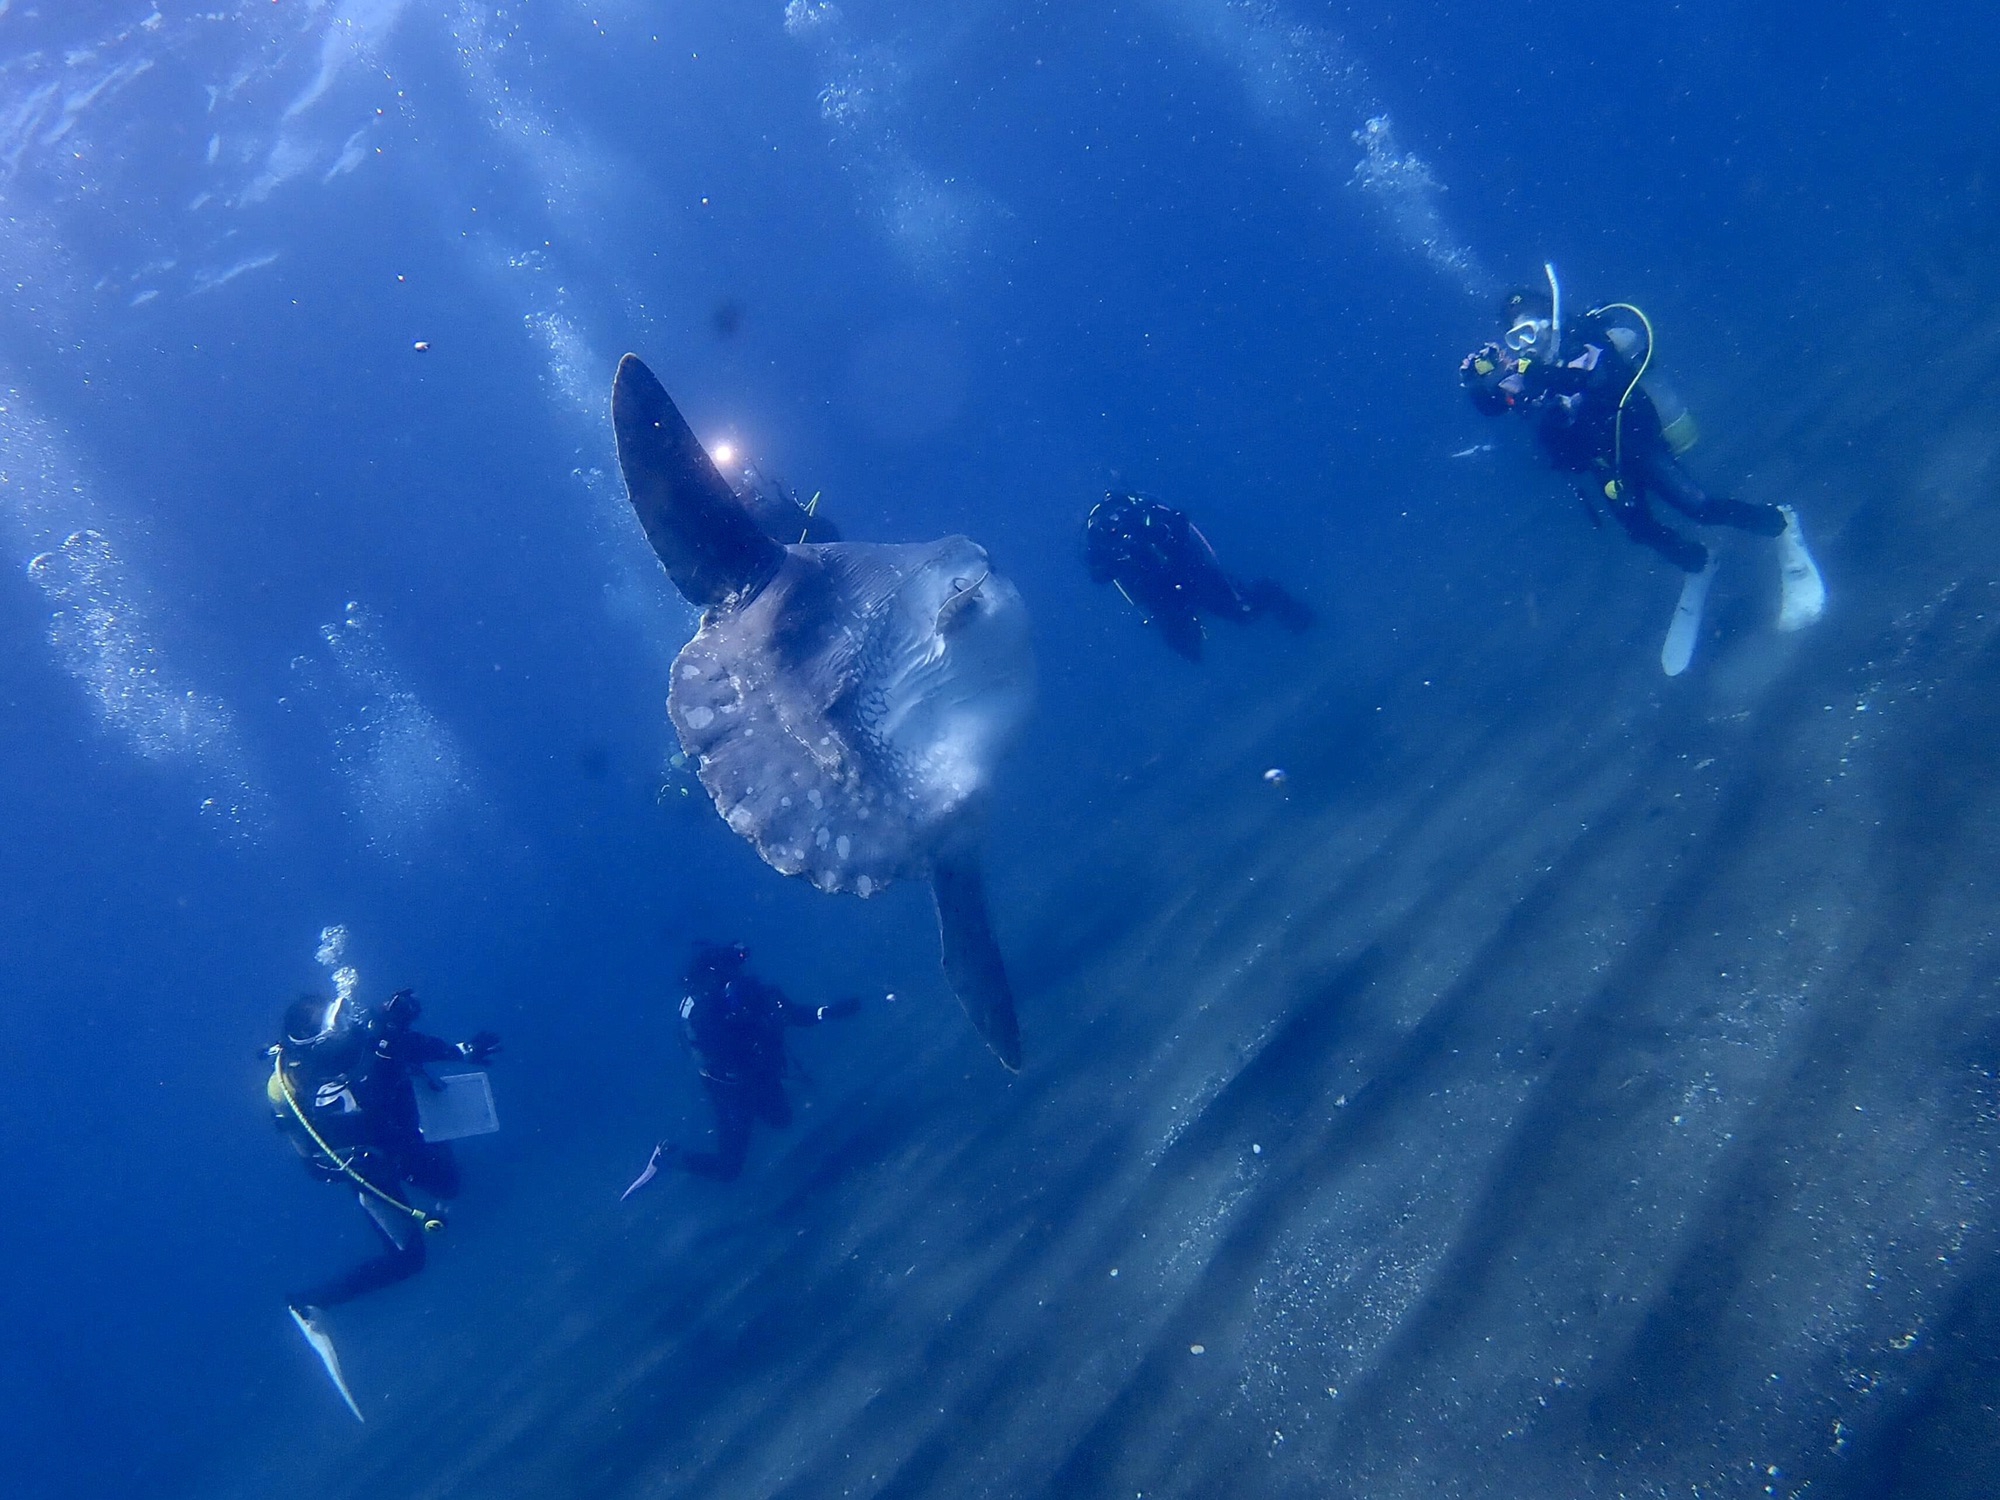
[270,1053,444,1233]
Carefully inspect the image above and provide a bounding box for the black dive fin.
[930,848,1022,1072]
[610,354,784,608]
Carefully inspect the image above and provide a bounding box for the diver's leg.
[678,1077,753,1181]
[1238,577,1315,633]
[1191,565,1256,622]
[401,1140,460,1201]
[1155,611,1205,660]
[290,1191,427,1310]
[750,1072,794,1131]
[1608,486,1709,573]
[1637,449,1785,536]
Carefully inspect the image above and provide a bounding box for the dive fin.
[930,848,1022,1072]
[1662,558,1716,677]
[1774,504,1826,633]
[290,1306,364,1423]
[610,354,784,609]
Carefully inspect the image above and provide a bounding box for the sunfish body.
[611,355,1036,1069]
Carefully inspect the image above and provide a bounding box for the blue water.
[4,3,1998,1497]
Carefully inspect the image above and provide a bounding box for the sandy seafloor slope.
[215,306,2000,1500]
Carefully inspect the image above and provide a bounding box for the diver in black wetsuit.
[659,942,859,1183]
[270,989,500,1318]
[1460,284,1786,573]
[1082,492,1314,661]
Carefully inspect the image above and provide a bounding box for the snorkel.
[1544,260,1562,360]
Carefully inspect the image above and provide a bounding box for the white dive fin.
[1661,559,1717,677]
[1774,504,1826,632]
[290,1306,364,1422]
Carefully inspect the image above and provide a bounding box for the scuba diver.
[629,942,859,1189]
[269,990,500,1330]
[1082,491,1314,661]
[1459,265,1824,671]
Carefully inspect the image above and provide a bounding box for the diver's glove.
[815,998,861,1023]
[457,1030,503,1063]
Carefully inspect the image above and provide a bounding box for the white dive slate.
[414,1071,499,1142]
[290,1306,364,1422]
[1775,504,1826,633]
[610,354,1037,1071]
[1662,558,1717,677]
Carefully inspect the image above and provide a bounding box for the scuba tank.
[1603,323,1701,456]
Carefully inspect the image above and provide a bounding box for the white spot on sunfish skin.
[816,828,830,849]
[856,875,873,897]
[685,706,715,729]
[726,807,753,833]
[681,664,702,680]
[835,834,851,859]
[808,788,823,808]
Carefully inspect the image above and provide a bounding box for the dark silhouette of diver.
[1459,284,1786,573]
[656,942,859,1184]
[1083,491,1314,661]
[269,989,500,1319]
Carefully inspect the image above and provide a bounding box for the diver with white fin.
[1460,264,1825,672]
[267,988,502,1419]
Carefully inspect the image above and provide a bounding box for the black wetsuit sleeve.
[385,1030,463,1067]
[775,989,825,1027]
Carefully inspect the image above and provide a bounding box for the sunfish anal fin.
[930,847,1022,1072]
[290,1306,364,1423]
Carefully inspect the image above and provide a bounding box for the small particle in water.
[884,991,897,1003]
[1262,767,1287,785]
[412,340,431,352]
[1109,1267,1119,1277]
[1251,1143,1262,1155]
[1189,1344,1205,1355]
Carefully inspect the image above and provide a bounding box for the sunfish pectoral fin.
[610,354,783,609]
[930,847,1022,1072]
[290,1305,364,1423]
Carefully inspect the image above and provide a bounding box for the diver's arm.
[385,1028,502,1068]
[388,1030,464,1066]
[779,991,860,1026]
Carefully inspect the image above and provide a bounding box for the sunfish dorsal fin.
[611,354,783,608]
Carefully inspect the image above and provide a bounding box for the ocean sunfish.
[610,354,1037,1069]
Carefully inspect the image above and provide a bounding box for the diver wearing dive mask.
[1460,271,1787,576]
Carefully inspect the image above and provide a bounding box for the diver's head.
[381,988,421,1030]
[283,993,339,1046]
[1500,287,1555,361]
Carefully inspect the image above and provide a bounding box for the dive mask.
[1503,316,1551,356]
